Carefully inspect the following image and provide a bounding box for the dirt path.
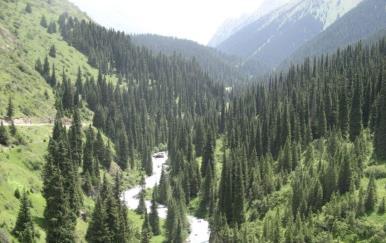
[0,118,88,127]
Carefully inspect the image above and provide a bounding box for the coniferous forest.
[1,0,386,243]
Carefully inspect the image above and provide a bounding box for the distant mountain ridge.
[211,0,363,70]
[131,34,266,83]
[208,0,290,47]
[283,0,386,67]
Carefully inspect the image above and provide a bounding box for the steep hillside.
[285,0,386,66]
[132,34,266,83]
[214,0,362,69]
[0,0,104,120]
[132,34,244,83]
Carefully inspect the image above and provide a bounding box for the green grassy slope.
[0,126,96,242]
[0,0,106,120]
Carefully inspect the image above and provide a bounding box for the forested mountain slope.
[131,34,254,83]
[0,0,224,242]
[1,0,386,243]
[284,0,386,67]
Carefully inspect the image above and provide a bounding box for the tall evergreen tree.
[12,192,35,243]
[350,80,363,141]
[69,109,82,166]
[149,187,160,235]
[338,152,352,194]
[365,175,377,212]
[6,97,14,120]
[141,210,152,243]
[201,134,214,177]
[374,76,386,160]
[86,196,111,243]
[0,122,9,146]
[43,152,75,243]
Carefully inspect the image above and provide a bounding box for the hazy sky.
[68,0,264,44]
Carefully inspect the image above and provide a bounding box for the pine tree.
[40,15,48,28]
[43,153,75,243]
[201,134,214,177]
[374,77,386,161]
[141,210,152,243]
[0,122,9,146]
[350,80,362,141]
[194,119,205,157]
[149,188,160,235]
[94,130,106,168]
[49,45,56,58]
[9,120,17,137]
[6,97,14,120]
[136,186,147,215]
[69,109,83,166]
[365,175,377,212]
[338,152,352,194]
[232,155,245,225]
[103,141,113,169]
[43,56,50,80]
[13,192,35,243]
[47,21,57,34]
[142,146,153,176]
[165,199,178,242]
[86,196,111,243]
[200,162,215,216]
[339,90,349,137]
[158,169,171,204]
[378,197,385,214]
[50,64,57,87]
[83,126,95,178]
[25,3,32,13]
[117,132,129,170]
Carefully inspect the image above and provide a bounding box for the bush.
[14,188,21,199]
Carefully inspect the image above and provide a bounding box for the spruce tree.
[49,45,56,58]
[43,154,75,243]
[0,122,9,146]
[365,175,377,212]
[350,80,362,141]
[86,196,111,243]
[158,169,171,204]
[165,199,178,242]
[25,3,32,13]
[374,78,386,161]
[338,152,352,194]
[378,197,385,214]
[47,21,57,34]
[83,126,95,178]
[117,132,129,170]
[136,185,147,215]
[200,162,215,216]
[69,108,83,166]
[141,210,152,243]
[6,97,14,120]
[201,134,214,177]
[149,188,160,235]
[10,120,17,136]
[50,64,57,87]
[40,15,48,28]
[142,147,153,176]
[13,192,35,243]
[339,90,349,137]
